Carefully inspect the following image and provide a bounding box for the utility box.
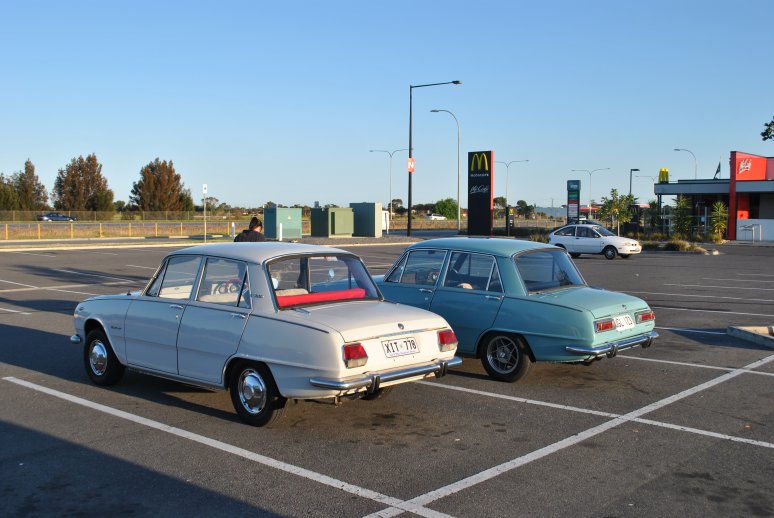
[350,202,383,237]
[263,207,303,240]
[310,207,354,237]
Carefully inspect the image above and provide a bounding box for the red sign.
[407,158,415,173]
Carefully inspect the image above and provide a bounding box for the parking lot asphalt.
[1,240,773,517]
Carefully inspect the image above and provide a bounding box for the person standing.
[234,216,266,242]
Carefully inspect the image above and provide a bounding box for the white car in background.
[427,213,447,220]
[549,224,642,260]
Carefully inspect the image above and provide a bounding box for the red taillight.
[595,319,615,333]
[437,329,458,352]
[636,310,655,323]
[343,343,368,368]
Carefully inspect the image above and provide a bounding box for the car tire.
[84,328,125,386]
[480,333,532,382]
[570,252,581,258]
[362,387,393,401]
[229,362,286,427]
[603,246,617,260]
[619,254,630,259]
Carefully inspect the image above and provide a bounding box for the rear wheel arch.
[477,331,534,382]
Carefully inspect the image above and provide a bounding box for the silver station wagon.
[376,237,658,382]
[71,243,461,426]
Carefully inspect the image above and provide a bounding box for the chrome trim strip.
[70,334,82,345]
[309,356,463,391]
[565,331,659,356]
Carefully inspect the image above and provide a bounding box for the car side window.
[556,226,575,237]
[576,227,590,238]
[444,252,500,292]
[196,258,249,307]
[390,249,446,286]
[156,256,202,300]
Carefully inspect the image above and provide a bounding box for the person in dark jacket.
[234,216,266,242]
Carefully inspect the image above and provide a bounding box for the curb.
[727,326,774,349]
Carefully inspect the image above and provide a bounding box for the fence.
[1,221,232,240]
[0,210,245,222]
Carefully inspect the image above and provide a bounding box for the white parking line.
[126,264,158,270]
[0,307,32,315]
[1,377,453,518]
[50,268,135,283]
[665,283,774,292]
[655,326,726,335]
[650,306,774,318]
[702,278,774,283]
[6,251,56,257]
[620,355,774,377]
[630,291,774,303]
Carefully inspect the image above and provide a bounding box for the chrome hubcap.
[89,340,108,376]
[486,336,519,374]
[238,369,267,415]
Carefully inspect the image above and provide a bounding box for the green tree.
[672,195,693,238]
[710,201,728,239]
[179,189,195,212]
[598,189,635,235]
[390,198,403,209]
[515,200,534,219]
[52,154,114,211]
[11,159,48,210]
[434,198,459,220]
[114,200,127,212]
[762,116,774,141]
[130,158,189,211]
[0,174,20,210]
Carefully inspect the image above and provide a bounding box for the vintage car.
[548,223,642,259]
[70,243,461,426]
[376,237,657,382]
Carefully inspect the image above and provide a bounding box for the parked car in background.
[37,212,76,221]
[548,224,641,259]
[71,243,460,426]
[427,213,447,220]
[376,237,657,382]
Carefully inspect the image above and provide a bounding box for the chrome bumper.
[565,331,658,358]
[70,334,82,345]
[309,356,463,394]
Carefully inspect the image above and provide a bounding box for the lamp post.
[370,148,408,234]
[430,109,461,232]
[408,80,462,236]
[495,160,529,207]
[571,168,610,218]
[628,168,640,196]
[674,148,698,179]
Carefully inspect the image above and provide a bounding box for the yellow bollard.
[129,223,132,237]
[155,222,158,237]
[38,224,41,240]
[99,223,103,238]
[70,223,74,239]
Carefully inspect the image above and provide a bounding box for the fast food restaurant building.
[654,151,774,241]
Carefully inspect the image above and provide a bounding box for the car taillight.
[437,329,458,352]
[343,343,368,368]
[636,310,655,323]
[594,319,615,333]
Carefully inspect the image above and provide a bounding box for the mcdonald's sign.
[468,151,494,236]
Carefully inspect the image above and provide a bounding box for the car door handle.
[418,288,433,294]
[229,313,247,320]
[485,295,503,301]
[169,304,183,310]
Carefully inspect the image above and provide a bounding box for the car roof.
[406,237,558,257]
[167,242,353,264]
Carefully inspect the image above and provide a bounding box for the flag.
[714,161,721,179]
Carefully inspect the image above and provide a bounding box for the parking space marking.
[6,251,57,257]
[620,355,774,377]
[630,291,774,303]
[702,277,774,283]
[91,251,119,256]
[373,353,774,517]
[50,268,136,283]
[650,306,774,318]
[0,307,32,315]
[665,283,774,292]
[126,264,158,270]
[1,377,453,518]
[655,326,726,335]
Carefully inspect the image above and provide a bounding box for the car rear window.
[514,250,585,293]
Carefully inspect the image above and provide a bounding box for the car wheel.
[84,329,125,386]
[619,254,630,259]
[480,333,532,382]
[570,252,581,258]
[603,246,617,260]
[229,362,286,427]
[361,386,393,401]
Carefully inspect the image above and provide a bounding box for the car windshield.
[267,254,379,309]
[514,249,586,293]
[592,226,616,237]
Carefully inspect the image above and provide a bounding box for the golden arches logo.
[470,153,489,172]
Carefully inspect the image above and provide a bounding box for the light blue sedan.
[376,237,658,382]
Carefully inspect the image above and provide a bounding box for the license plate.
[381,336,419,357]
[614,314,635,331]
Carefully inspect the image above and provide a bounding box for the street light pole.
[408,80,461,236]
[430,109,461,232]
[571,168,610,218]
[495,160,530,207]
[629,168,640,196]
[370,148,409,234]
[674,148,698,179]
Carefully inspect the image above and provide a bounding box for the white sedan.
[548,224,642,260]
[71,243,460,426]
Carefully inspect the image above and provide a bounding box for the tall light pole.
[496,160,529,207]
[430,109,461,232]
[674,148,698,179]
[370,148,408,233]
[628,168,640,196]
[408,80,462,236]
[571,168,610,218]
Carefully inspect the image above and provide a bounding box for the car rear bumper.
[565,331,658,358]
[309,356,463,394]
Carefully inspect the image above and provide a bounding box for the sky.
[1,0,772,210]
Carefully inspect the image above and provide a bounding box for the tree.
[515,200,534,219]
[493,196,507,210]
[11,159,48,210]
[391,198,403,209]
[0,174,19,210]
[762,116,774,141]
[672,195,693,238]
[179,189,195,212]
[130,158,187,211]
[598,189,635,235]
[710,201,728,239]
[52,154,114,211]
[114,200,127,212]
[434,198,459,220]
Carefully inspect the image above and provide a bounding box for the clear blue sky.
[1,0,771,210]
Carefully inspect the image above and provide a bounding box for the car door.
[428,251,504,354]
[586,226,606,253]
[123,255,202,373]
[379,248,448,310]
[177,257,251,384]
[574,226,595,253]
[552,225,577,252]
